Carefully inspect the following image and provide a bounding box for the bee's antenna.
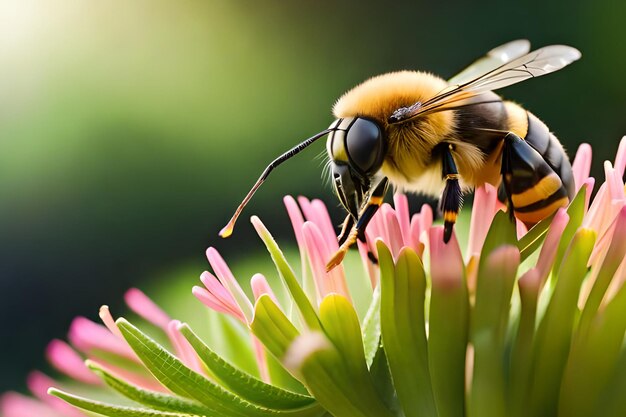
[219,129,332,238]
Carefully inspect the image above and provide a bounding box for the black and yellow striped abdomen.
[505,108,575,224]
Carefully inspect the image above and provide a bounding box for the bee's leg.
[337,214,378,263]
[500,132,569,225]
[440,144,463,243]
[337,214,355,246]
[326,178,389,271]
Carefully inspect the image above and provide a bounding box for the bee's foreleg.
[337,214,355,246]
[501,133,569,225]
[326,177,389,271]
[440,144,463,243]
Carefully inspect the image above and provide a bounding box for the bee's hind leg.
[500,132,569,225]
[440,144,463,243]
[327,178,389,271]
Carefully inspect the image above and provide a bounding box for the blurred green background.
[1,0,624,390]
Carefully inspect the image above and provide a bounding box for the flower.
[3,137,626,417]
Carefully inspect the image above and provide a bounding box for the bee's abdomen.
[509,112,575,224]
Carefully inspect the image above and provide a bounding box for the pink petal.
[468,183,499,258]
[192,286,246,321]
[168,321,204,374]
[98,306,124,339]
[381,204,405,257]
[199,271,244,320]
[571,143,593,191]
[251,334,270,383]
[124,288,171,330]
[68,317,135,360]
[302,221,351,301]
[614,136,626,178]
[87,359,165,392]
[26,372,84,417]
[518,268,541,299]
[284,196,306,252]
[486,245,521,277]
[310,199,341,251]
[581,206,626,306]
[46,340,100,385]
[393,193,411,245]
[429,226,464,289]
[297,196,339,252]
[584,182,608,231]
[516,219,528,239]
[590,205,626,270]
[418,204,434,245]
[357,240,378,288]
[363,210,385,259]
[206,247,254,323]
[0,392,63,417]
[606,161,625,202]
[535,208,569,285]
[583,178,595,213]
[250,273,278,304]
[585,163,625,241]
[409,219,426,258]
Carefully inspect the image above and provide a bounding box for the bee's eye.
[345,118,385,175]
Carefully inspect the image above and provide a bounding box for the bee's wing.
[389,44,581,124]
[448,39,531,85]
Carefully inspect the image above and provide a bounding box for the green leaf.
[251,295,301,360]
[118,318,315,417]
[361,284,382,368]
[49,388,199,417]
[378,242,436,417]
[527,228,595,417]
[87,361,213,415]
[469,245,520,417]
[179,323,314,410]
[252,216,321,331]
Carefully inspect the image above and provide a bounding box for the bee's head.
[326,117,386,217]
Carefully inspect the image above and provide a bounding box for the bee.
[220,40,581,271]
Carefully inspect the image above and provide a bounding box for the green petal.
[429,254,469,417]
[508,269,541,417]
[518,213,555,262]
[527,228,595,417]
[251,295,301,360]
[361,284,382,368]
[378,242,436,417]
[252,216,321,331]
[285,332,394,417]
[560,263,626,417]
[469,245,520,417]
